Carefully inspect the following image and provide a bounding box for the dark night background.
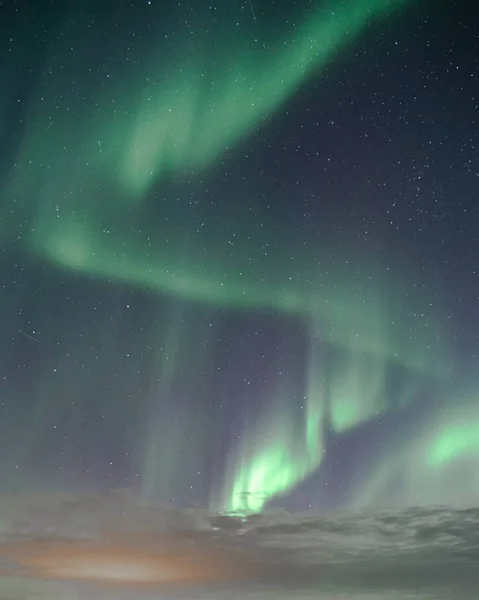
[0,0,478,512]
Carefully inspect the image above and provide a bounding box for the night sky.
[0,0,478,513]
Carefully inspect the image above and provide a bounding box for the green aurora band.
[351,399,479,507]
[4,0,477,512]
[217,343,326,513]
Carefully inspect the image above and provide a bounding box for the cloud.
[0,492,477,598]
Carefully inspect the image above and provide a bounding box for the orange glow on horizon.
[0,535,252,587]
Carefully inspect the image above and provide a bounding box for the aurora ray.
[3,0,456,515]
[5,0,424,369]
[118,0,411,195]
[348,391,479,508]
[216,339,325,513]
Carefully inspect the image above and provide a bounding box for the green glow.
[428,426,479,467]
[229,443,301,513]
[3,0,442,513]
[10,0,427,369]
[220,334,426,513]
[218,348,325,513]
[426,406,479,469]
[28,207,445,380]
[117,0,410,195]
[351,399,479,507]
[329,349,388,432]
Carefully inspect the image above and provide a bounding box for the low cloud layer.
[0,491,477,599]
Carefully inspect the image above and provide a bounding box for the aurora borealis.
[1,0,478,515]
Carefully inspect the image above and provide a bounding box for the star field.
[0,0,478,511]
